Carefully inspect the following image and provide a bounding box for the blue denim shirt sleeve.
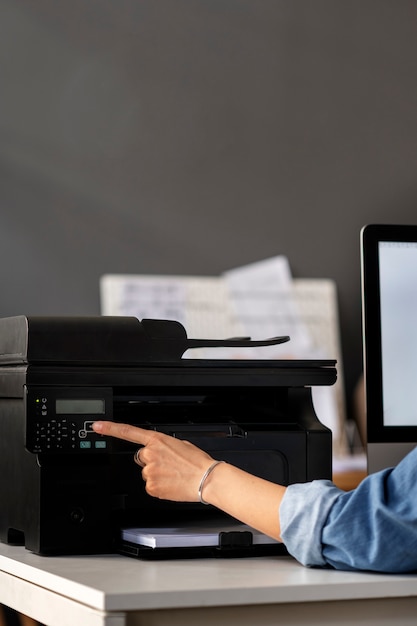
[280,446,417,572]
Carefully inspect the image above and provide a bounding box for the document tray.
[120,522,286,560]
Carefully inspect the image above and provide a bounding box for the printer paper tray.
[119,522,287,560]
[120,541,287,560]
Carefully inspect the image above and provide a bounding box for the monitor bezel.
[361,223,417,443]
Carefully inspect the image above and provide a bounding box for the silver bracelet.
[198,460,225,505]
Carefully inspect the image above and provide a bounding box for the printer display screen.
[55,398,106,415]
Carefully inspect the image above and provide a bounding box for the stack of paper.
[121,522,280,549]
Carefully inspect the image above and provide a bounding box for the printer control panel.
[25,386,113,454]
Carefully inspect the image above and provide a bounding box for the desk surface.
[1,543,417,615]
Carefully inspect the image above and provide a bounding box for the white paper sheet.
[122,522,280,549]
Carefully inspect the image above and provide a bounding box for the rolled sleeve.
[280,447,417,572]
[321,448,417,572]
[280,480,343,567]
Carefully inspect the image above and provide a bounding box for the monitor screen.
[361,224,417,449]
[379,240,417,427]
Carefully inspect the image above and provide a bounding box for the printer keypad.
[34,419,78,451]
[26,387,112,454]
[32,419,108,452]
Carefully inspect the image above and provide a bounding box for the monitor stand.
[367,442,416,474]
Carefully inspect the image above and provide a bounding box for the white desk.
[1,543,417,626]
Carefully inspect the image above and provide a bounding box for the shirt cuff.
[280,480,343,567]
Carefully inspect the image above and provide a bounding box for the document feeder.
[0,316,335,556]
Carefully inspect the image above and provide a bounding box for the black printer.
[0,316,336,556]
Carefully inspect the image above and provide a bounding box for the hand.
[92,421,214,502]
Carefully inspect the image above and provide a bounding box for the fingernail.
[92,421,103,432]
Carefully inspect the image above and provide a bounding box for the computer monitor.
[361,224,417,473]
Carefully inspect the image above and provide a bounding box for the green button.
[80,441,91,449]
[95,440,107,449]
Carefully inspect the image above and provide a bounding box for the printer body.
[0,316,336,555]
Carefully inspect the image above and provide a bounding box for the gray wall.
[1,0,417,412]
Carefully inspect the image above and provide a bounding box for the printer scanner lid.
[0,315,292,366]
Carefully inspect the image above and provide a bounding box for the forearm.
[201,461,286,541]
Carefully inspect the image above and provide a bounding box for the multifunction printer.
[0,316,336,555]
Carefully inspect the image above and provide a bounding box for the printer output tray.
[119,521,287,560]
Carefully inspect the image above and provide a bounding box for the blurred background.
[1,0,417,419]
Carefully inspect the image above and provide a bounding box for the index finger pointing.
[92,421,153,445]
